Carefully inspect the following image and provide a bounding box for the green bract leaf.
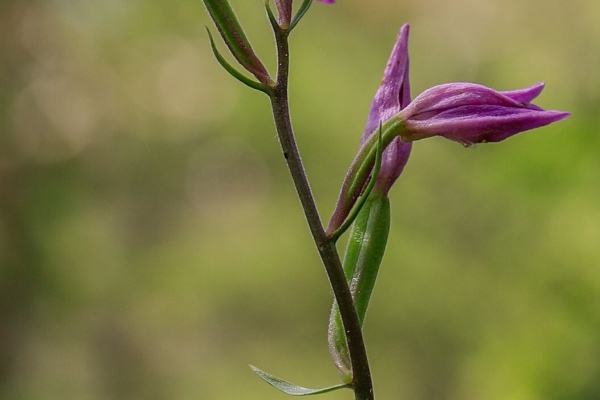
[265,0,279,32]
[250,365,350,396]
[206,28,271,94]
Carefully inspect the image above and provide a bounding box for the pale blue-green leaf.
[250,365,350,396]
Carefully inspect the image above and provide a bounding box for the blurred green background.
[1,1,599,399]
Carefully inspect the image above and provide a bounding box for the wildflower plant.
[201,1,569,399]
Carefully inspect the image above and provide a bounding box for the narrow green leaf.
[349,194,390,323]
[250,365,350,396]
[328,193,391,378]
[265,0,279,32]
[290,0,313,31]
[206,28,271,94]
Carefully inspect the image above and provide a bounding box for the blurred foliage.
[1,1,599,400]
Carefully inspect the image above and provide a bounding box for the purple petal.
[362,24,410,144]
[500,82,545,111]
[501,82,545,104]
[327,24,413,230]
[401,83,523,122]
[374,138,412,194]
[404,106,570,145]
[358,24,412,195]
[400,82,570,145]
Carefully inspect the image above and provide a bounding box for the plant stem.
[268,25,374,400]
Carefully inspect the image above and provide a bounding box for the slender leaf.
[250,365,350,396]
[265,0,279,32]
[206,28,271,94]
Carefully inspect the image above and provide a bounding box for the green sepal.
[206,28,271,94]
[265,0,280,32]
[326,116,405,234]
[343,118,402,220]
[250,365,350,396]
[290,0,313,31]
[344,194,390,322]
[329,124,384,243]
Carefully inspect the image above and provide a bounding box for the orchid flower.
[399,82,570,146]
[328,24,412,383]
[327,24,412,234]
[328,25,569,234]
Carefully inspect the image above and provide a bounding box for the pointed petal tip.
[398,24,410,42]
[550,110,571,121]
[502,82,546,104]
[528,82,546,97]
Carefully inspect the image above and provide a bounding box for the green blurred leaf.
[290,0,313,31]
[206,28,270,93]
[250,365,350,396]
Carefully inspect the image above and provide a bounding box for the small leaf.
[264,0,279,32]
[206,28,271,94]
[250,365,350,396]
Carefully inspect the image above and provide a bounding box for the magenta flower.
[327,24,569,234]
[316,0,335,3]
[362,25,412,195]
[327,24,412,233]
[399,82,570,146]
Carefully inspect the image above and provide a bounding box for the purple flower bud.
[316,0,335,3]
[203,0,272,85]
[328,25,412,233]
[274,0,293,27]
[362,24,412,195]
[399,82,570,145]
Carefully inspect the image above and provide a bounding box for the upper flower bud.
[399,82,570,146]
[274,0,293,28]
[362,24,412,196]
[327,25,412,234]
[203,0,273,85]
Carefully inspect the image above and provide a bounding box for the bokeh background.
[1,1,599,399]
